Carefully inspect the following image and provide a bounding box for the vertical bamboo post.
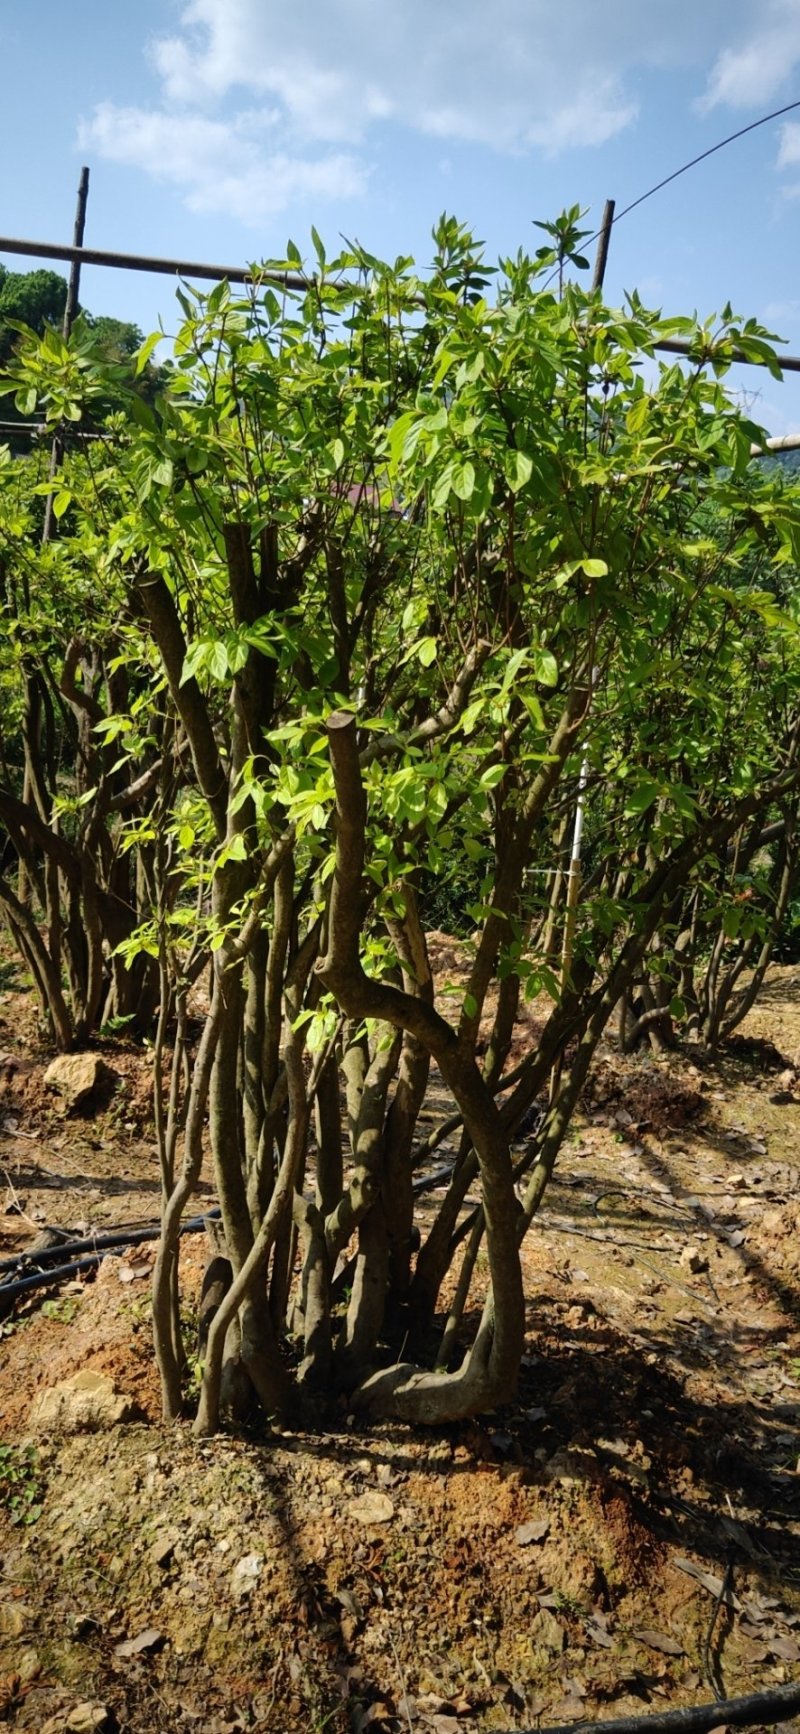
[42,167,90,545]
[62,166,90,337]
[592,198,615,292]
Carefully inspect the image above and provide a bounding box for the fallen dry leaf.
[585,1616,614,1649]
[672,1557,742,1609]
[633,1629,684,1656]
[113,1626,163,1658]
[515,1518,550,1546]
[769,1635,800,1662]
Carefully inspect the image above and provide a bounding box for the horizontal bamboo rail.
[2,233,800,378]
[0,232,308,290]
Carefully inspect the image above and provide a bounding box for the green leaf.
[135,330,163,376]
[417,636,437,667]
[532,648,558,686]
[626,396,649,434]
[504,449,533,493]
[451,460,476,502]
[625,778,660,816]
[480,763,506,789]
[209,641,229,682]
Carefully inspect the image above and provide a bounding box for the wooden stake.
[62,166,89,338]
[42,168,89,546]
[592,198,615,292]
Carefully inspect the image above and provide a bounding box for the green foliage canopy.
[2,215,800,1430]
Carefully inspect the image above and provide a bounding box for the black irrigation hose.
[411,1161,457,1197]
[1,1251,134,1302]
[0,1208,220,1306]
[0,1207,220,1275]
[530,1676,800,1734]
[0,1173,452,1308]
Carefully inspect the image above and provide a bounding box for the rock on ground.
[28,1369,133,1435]
[43,1054,115,1111]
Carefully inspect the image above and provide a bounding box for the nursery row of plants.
[2,211,800,1434]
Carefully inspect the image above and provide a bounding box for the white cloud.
[702,0,800,110]
[700,3,800,201]
[142,0,663,151]
[80,0,661,223]
[80,0,800,227]
[764,294,800,322]
[778,121,800,168]
[772,123,800,204]
[78,103,366,223]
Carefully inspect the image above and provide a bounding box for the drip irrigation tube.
[0,1208,220,1308]
[530,1676,800,1734]
[0,1208,219,1275]
[411,1161,457,1196]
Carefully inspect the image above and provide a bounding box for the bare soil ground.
[0,947,799,1734]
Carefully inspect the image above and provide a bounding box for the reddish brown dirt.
[0,948,799,1732]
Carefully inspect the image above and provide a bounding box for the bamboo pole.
[41,168,89,546]
[62,168,89,336]
[1,227,800,377]
[654,335,800,374]
[0,231,308,290]
[592,198,615,291]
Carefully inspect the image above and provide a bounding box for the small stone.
[43,1054,115,1112]
[150,1536,175,1569]
[345,1490,395,1525]
[65,1707,111,1733]
[679,1245,708,1274]
[0,1605,28,1637]
[230,1553,262,1599]
[530,1607,566,1655]
[29,1368,133,1435]
[15,1646,41,1684]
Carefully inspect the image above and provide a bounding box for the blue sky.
[2,0,800,431]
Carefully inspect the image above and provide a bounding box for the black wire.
[701,1560,734,1702]
[542,95,800,291]
[615,96,800,227]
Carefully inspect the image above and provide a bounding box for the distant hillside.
[755,446,800,475]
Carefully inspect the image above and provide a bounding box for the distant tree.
[0,268,68,364]
[0,276,169,441]
[82,314,170,407]
[83,313,143,361]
